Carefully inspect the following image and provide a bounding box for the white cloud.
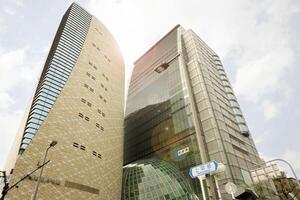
[0,110,23,169]
[0,47,40,93]
[235,48,294,102]
[282,149,300,178]
[253,131,270,145]
[283,150,300,170]
[0,92,15,109]
[0,48,28,110]
[261,100,282,120]
[3,6,16,16]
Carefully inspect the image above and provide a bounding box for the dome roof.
[122,159,198,200]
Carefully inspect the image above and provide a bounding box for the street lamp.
[31,140,57,200]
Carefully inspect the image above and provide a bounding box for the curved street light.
[31,140,57,200]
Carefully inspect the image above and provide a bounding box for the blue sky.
[0,0,299,177]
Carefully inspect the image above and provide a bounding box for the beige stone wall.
[6,16,124,200]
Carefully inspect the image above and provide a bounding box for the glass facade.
[19,3,92,153]
[122,159,197,200]
[124,25,262,199]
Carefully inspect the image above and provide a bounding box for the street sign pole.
[214,176,222,200]
[197,176,206,200]
[189,161,225,200]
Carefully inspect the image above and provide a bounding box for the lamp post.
[31,140,57,200]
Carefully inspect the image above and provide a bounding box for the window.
[78,113,83,118]
[73,142,79,148]
[84,84,88,88]
[93,65,97,70]
[99,95,103,99]
[87,102,92,107]
[92,151,97,156]
[97,109,101,114]
[97,154,102,159]
[96,123,100,128]
[102,113,105,117]
[100,126,104,131]
[80,145,86,150]
[86,72,91,77]
[85,116,90,121]
[81,98,86,103]
[103,99,107,103]
[89,88,94,92]
[91,76,95,80]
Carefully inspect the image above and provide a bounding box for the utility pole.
[0,160,50,200]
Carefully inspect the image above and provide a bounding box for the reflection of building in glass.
[6,3,125,199]
[122,159,197,200]
[124,25,262,199]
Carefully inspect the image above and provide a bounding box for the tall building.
[124,25,262,199]
[5,3,124,199]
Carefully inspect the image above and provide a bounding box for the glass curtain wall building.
[124,25,262,199]
[6,3,125,200]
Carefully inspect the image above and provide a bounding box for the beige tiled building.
[5,3,124,200]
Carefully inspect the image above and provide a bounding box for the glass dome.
[122,159,198,200]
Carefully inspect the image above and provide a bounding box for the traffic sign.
[189,161,218,178]
[225,182,237,199]
[225,182,237,194]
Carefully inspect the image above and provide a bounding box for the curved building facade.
[122,159,196,200]
[6,3,124,199]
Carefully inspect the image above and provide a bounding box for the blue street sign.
[189,161,218,178]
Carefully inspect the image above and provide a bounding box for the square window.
[96,123,100,128]
[78,113,83,118]
[85,116,90,121]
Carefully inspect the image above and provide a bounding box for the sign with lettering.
[189,161,218,178]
